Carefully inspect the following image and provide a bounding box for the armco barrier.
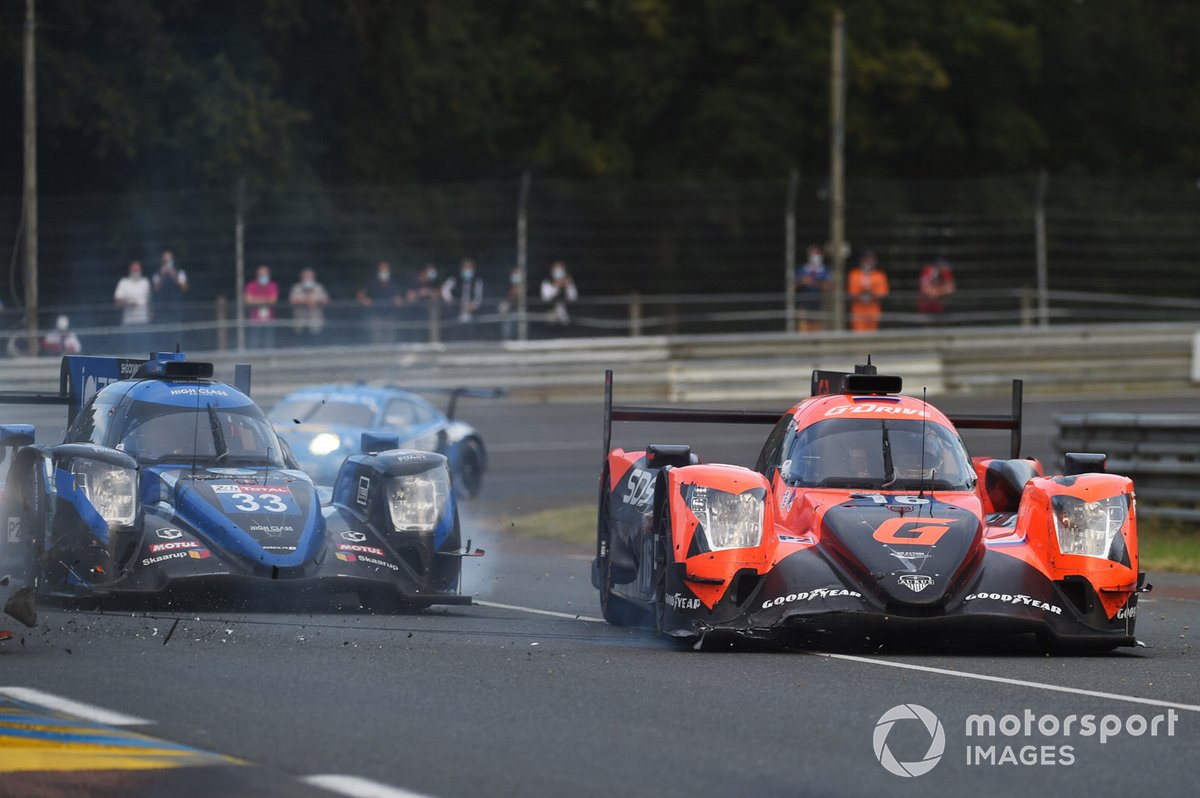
[0,321,1197,407]
[1056,413,1200,521]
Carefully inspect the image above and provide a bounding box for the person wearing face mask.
[847,250,889,333]
[405,264,441,343]
[289,268,330,342]
[357,260,404,344]
[539,261,578,328]
[151,249,189,347]
[796,245,831,332]
[41,314,82,355]
[440,258,484,339]
[244,264,279,349]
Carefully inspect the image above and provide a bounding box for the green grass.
[503,503,595,546]
[1138,518,1200,574]
[501,504,1200,573]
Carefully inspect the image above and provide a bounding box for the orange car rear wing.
[603,370,1024,460]
[946,379,1023,459]
[603,370,781,458]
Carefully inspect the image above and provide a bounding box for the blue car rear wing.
[0,353,250,426]
[391,386,504,420]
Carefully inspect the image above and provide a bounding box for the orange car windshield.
[784,417,973,491]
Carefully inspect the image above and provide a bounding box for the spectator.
[440,259,484,338]
[540,261,578,327]
[289,268,330,342]
[796,244,831,332]
[356,260,403,344]
[114,260,152,354]
[917,256,957,321]
[847,250,889,333]
[405,264,441,342]
[41,314,82,355]
[498,266,524,340]
[244,264,279,349]
[406,264,440,304]
[151,249,189,348]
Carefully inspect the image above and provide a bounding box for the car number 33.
[231,493,289,513]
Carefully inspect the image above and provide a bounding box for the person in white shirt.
[440,259,484,339]
[540,261,578,326]
[114,260,152,354]
[289,268,330,340]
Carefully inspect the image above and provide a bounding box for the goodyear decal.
[0,696,240,773]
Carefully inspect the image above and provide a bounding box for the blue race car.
[269,384,495,496]
[0,353,480,621]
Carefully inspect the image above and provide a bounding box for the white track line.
[812,653,1200,713]
[474,599,604,623]
[302,774,436,798]
[0,686,152,725]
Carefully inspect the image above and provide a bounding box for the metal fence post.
[785,168,799,333]
[1019,286,1033,328]
[516,171,531,342]
[1035,171,1050,328]
[828,10,847,332]
[215,295,228,351]
[235,177,246,351]
[428,293,441,344]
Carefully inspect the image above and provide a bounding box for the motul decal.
[148,540,200,553]
[872,517,955,546]
[337,543,385,557]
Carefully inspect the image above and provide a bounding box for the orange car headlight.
[1051,495,1127,559]
[687,486,764,551]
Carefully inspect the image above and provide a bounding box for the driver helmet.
[903,427,946,479]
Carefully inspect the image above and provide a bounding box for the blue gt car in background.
[269,385,494,496]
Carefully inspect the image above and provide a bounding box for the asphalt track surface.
[2,389,1199,797]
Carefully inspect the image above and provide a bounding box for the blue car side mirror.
[361,431,401,454]
[0,424,35,448]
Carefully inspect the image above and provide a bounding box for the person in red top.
[847,250,889,332]
[244,264,279,349]
[917,256,957,321]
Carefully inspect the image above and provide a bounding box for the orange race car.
[593,362,1147,651]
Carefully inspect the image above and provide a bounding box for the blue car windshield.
[783,417,974,491]
[272,399,375,427]
[117,402,287,466]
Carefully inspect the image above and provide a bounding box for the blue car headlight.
[309,433,343,456]
[71,459,138,527]
[386,469,451,532]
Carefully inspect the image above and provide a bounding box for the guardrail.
[1055,413,1200,521]
[6,288,1200,357]
[1,321,1196,407]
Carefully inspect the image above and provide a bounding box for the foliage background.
[0,1,1198,304]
